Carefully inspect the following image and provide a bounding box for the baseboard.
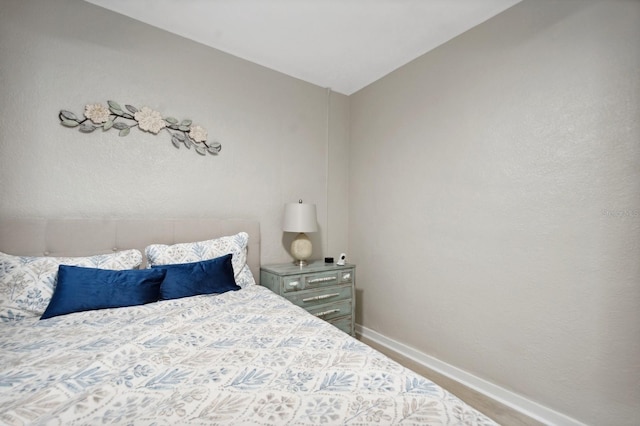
[356,324,585,426]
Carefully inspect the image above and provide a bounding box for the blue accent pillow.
[152,253,241,300]
[40,265,166,320]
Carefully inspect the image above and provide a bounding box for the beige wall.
[350,0,639,424]
[327,90,351,258]
[0,0,350,265]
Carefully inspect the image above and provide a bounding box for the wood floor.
[359,336,545,426]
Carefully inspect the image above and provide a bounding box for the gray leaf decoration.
[171,135,181,149]
[61,119,79,127]
[60,110,78,121]
[59,101,222,157]
[79,123,96,133]
[107,100,122,112]
[208,142,222,155]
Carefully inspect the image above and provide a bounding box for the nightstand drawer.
[283,269,353,292]
[306,299,352,322]
[284,284,351,308]
[329,316,354,335]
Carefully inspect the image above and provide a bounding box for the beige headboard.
[0,218,261,283]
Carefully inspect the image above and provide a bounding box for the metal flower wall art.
[59,101,221,156]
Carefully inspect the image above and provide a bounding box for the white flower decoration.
[189,125,207,143]
[60,100,221,156]
[134,106,166,134]
[84,103,110,124]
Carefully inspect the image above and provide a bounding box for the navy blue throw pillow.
[40,265,166,320]
[152,253,240,300]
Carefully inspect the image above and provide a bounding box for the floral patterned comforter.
[0,285,497,425]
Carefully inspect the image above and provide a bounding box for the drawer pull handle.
[289,281,300,287]
[302,292,340,303]
[342,273,351,280]
[308,276,337,284]
[314,308,340,318]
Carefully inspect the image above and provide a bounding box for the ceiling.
[84,0,521,95]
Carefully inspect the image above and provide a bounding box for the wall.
[0,0,350,265]
[349,0,639,424]
[327,90,351,258]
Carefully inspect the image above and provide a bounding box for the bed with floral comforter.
[0,285,497,425]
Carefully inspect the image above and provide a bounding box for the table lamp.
[283,200,318,266]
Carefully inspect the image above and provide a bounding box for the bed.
[0,218,497,425]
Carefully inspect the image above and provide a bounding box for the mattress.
[0,285,497,425]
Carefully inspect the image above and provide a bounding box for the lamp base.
[290,232,312,266]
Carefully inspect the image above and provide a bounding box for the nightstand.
[260,262,356,336]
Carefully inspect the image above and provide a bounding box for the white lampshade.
[283,202,318,233]
[283,200,318,266]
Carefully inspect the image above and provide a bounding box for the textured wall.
[0,0,350,264]
[349,0,639,424]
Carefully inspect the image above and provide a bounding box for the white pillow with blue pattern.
[145,232,256,288]
[0,250,143,322]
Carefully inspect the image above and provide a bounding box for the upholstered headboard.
[0,218,261,283]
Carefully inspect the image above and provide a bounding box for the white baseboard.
[356,324,585,426]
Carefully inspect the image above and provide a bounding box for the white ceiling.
[85,0,521,95]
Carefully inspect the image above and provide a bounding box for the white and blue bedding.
[0,285,497,425]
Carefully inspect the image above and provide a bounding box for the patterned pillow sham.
[145,232,256,288]
[0,249,143,322]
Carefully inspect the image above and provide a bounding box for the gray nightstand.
[260,262,356,336]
